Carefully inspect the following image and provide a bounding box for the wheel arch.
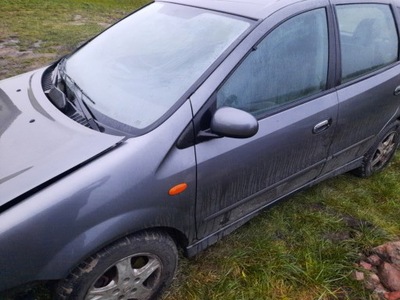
[55,229,179,300]
[36,211,192,282]
[353,120,400,177]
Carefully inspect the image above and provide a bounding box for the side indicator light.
[168,183,188,196]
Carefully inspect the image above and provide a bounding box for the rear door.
[191,3,338,239]
[321,1,400,173]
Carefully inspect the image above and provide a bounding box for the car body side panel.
[321,65,400,172]
[195,93,338,238]
[0,100,196,291]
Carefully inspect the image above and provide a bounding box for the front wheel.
[55,231,178,300]
[353,123,399,177]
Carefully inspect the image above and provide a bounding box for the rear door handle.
[313,119,331,134]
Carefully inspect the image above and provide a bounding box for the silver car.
[1,0,400,299]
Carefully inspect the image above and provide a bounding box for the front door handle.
[394,85,400,96]
[313,119,331,134]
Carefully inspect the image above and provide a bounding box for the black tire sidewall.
[363,123,400,177]
[56,232,178,300]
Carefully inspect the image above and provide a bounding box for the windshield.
[65,2,251,130]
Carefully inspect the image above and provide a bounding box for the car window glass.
[336,4,398,82]
[65,3,251,130]
[216,8,328,118]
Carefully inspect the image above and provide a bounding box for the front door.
[194,7,338,239]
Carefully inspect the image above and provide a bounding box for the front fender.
[0,101,196,291]
[37,206,192,280]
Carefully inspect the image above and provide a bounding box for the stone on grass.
[384,291,400,300]
[368,254,383,266]
[379,262,400,291]
[360,261,373,270]
[357,241,400,297]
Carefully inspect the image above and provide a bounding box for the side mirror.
[211,107,259,138]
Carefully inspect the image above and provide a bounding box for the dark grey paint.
[0,79,197,289]
[1,0,400,293]
[322,66,400,172]
[211,107,259,138]
[195,92,338,238]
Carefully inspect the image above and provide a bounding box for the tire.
[353,123,400,178]
[55,231,178,300]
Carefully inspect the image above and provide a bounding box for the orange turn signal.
[168,183,188,196]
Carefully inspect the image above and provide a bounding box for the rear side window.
[336,4,398,82]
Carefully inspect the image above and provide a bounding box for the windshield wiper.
[45,59,67,111]
[49,59,101,131]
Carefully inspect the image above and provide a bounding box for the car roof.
[156,0,302,20]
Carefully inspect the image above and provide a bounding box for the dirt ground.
[0,38,59,79]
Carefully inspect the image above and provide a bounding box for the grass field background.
[1,1,400,299]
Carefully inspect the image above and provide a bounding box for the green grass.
[1,1,400,299]
[0,0,149,78]
[164,160,400,300]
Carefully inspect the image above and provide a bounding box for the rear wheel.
[353,123,399,177]
[55,231,178,300]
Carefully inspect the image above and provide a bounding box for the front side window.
[336,4,398,82]
[65,3,251,130]
[217,8,329,117]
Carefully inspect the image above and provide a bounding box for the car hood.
[0,69,125,207]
